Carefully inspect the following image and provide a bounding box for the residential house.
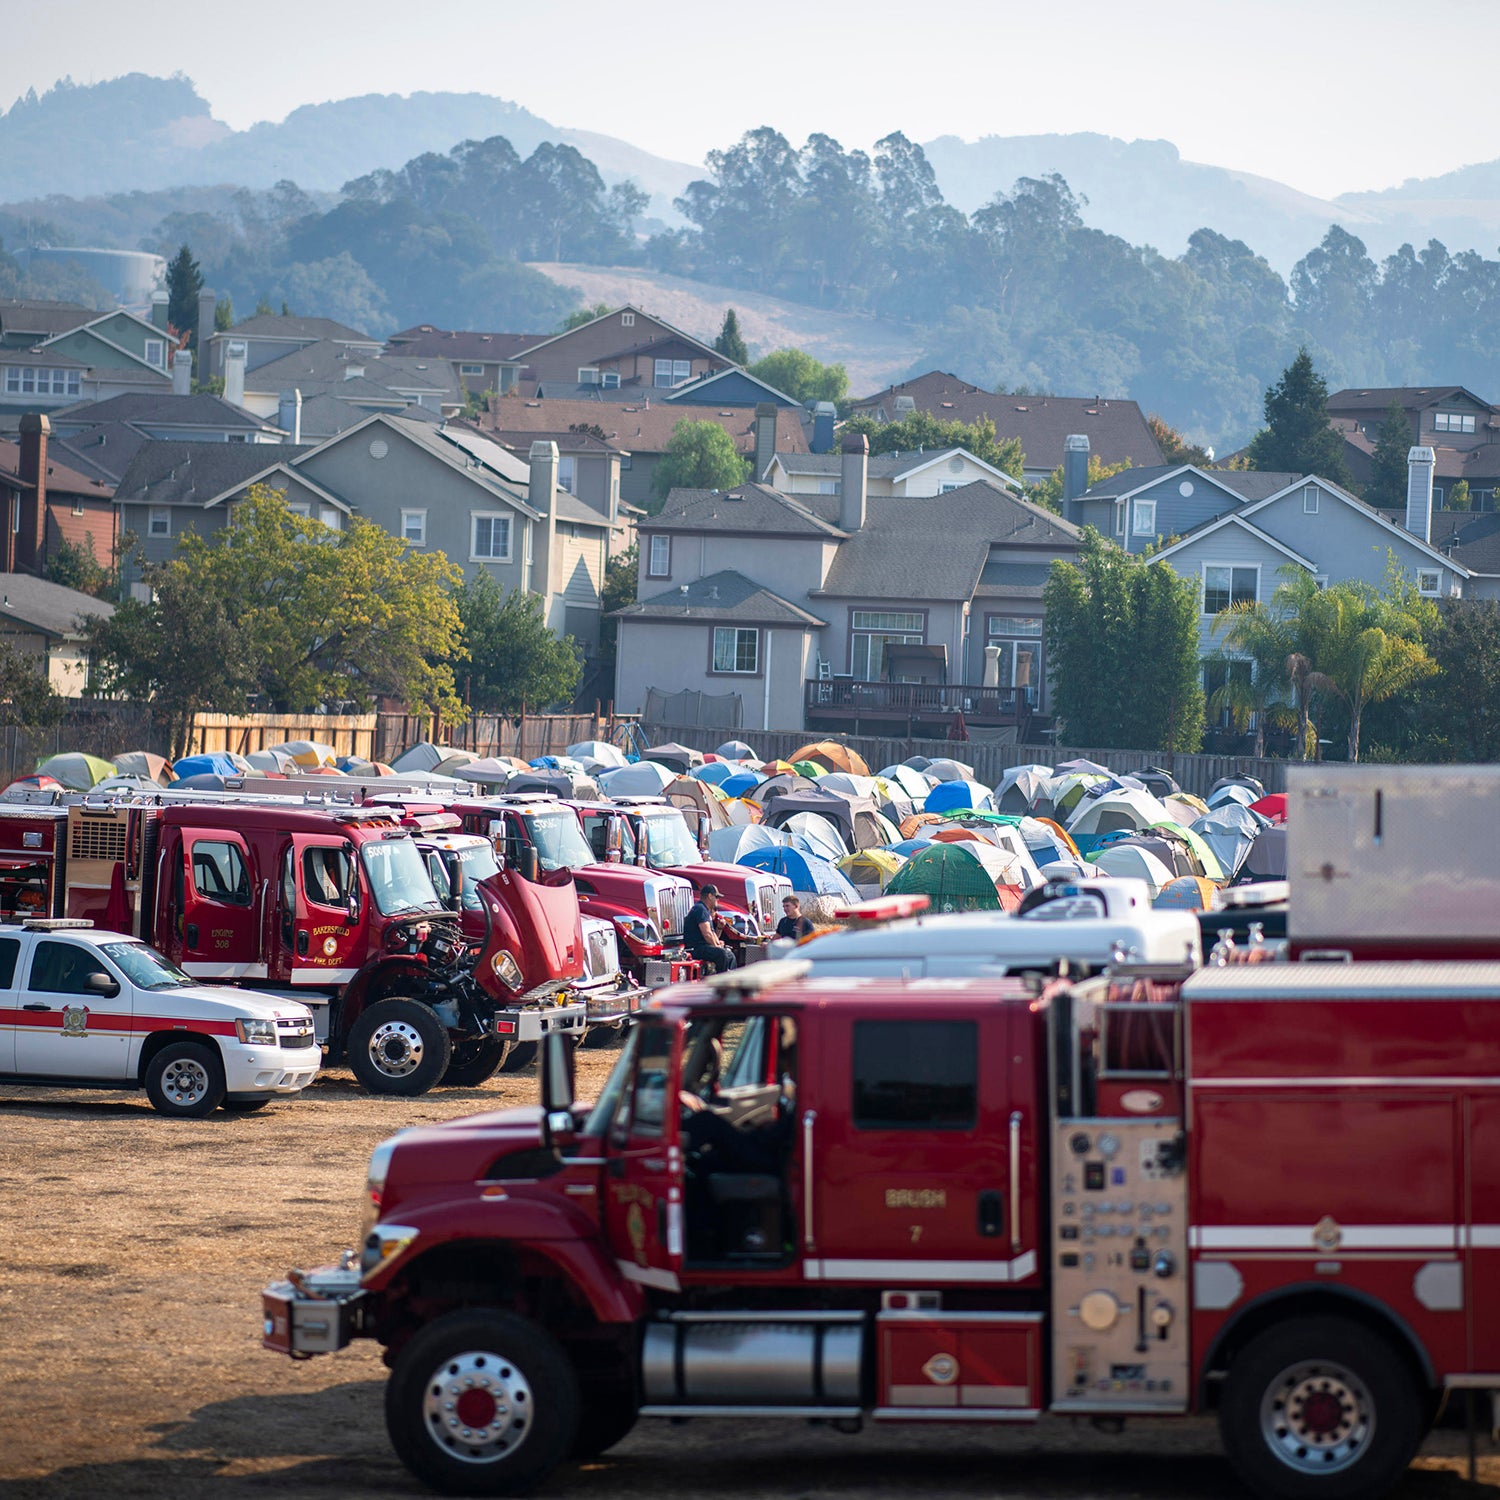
[482,425,630,553]
[0,416,117,575]
[384,326,548,400]
[766,446,1021,500]
[848,371,1164,482]
[480,398,808,509]
[1328,386,1500,510]
[614,436,1082,734]
[0,572,113,697]
[660,366,802,410]
[0,300,97,349]
[0,303,175,419]
[205,314,384,379]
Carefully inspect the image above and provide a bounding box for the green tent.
[885,841,1015,913]
[1150,821,1227,883]
[791,760,825,778]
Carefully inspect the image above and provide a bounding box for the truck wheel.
[144,1041,226,1119]
[386,1308,578,1496]
[500,1041,539,1073]
[1219,1316,1422,1500]
[348,999,453,1097]
[443,1037,512,1088]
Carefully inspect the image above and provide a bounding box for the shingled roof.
[647,482,845,538]
[615,570,827,627]
[481,397,809,458]
[113,442,317,508]
[0,572,113,637]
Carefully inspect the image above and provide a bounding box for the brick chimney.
[1406,445,1435,544]
[17,413,49,573]
[840,433,868,533]
[528,440,559,624]
[753,402,777,481]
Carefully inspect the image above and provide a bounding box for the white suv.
[0,920,320,1117]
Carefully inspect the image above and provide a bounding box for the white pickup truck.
[0,919,320,1117]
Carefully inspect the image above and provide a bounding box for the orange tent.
[899,811,942,839]
[1032,816,1082,859]
[932,827,986,844]
[789,740,871,777]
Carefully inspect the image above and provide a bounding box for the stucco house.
[0,571,113,696]
[765,446,1021,500]
[613,436,1082,734]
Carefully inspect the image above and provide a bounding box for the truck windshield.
[100,941,190,991]
[453,843,501,911]
[361,839,442,916]
[524,811,595,873]
[643,812,699,868]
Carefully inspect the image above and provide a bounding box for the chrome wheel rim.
[423,1349,533,1464]
[368,1019,423,1078]
[1260,1358,1374,1474]
[161,1056,211,1106]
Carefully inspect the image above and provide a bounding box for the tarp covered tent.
[599,761,677,796]
[885,840,1023,913]
[737,846,860,901]
[170,753,239,782]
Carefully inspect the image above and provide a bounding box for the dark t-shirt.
[776,914,814,940]
[685,900,716,953]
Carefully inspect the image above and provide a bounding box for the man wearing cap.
[684,884,736,973]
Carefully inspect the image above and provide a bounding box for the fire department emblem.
[1313,1214,1343,1252]
[922,1353,959,1385]
[322,937,338,958]
[626,1202,647,1264]
[60,1005,88,1038]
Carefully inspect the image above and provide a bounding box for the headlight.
[491,949,524,991]
[235,1017,276,1045]
[361,1136,400,1246]
[613,915,661,946]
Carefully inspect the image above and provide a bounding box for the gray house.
[205,314,384,379]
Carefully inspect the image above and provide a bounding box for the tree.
[1147,414,1212,466]
[1043,529,1204,752]
[213,295,234,332]
[1449,479,1472,512]
[165,243,203,349]
[651,420,750,505]
[1417,600,1500,761]
[0,637,64,734]
[841,410,1024,481]
[458,570,580,715]
[596,542,638,686]
[45,535,110,598]
[1366,401,1414,510]
[561,301,612,331]
[747,348,848,405]
[713,308,749,365]
[1246,349,1351,484]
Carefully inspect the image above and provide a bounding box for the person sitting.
[684,884,735,974]
[775,895,814,941]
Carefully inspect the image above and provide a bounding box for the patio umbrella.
[566,740,628,770]
[112,751,171,786]
[715,739,757,761]
[790,740,871,776]
[599,761,676,796]
[924,780,994,815]
[886,840,1022,912]
[37,752,117,790]
[643,742,704,773]
[269,740,340,769]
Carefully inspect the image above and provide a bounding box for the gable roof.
[49,428,140,485]
[616,569,827,628]
[1424,510,1500,575]
[1328,386,1491,414]
[114,441,318,509]
[244,340,457,399]
[770,446,1021,492]
[0,439,114,499]
[199,459,351,515]
[50,392,275,433]
[511,305,721,365]
[481,397,809,457]
[0,572,112,638]
[0,299,98,342]
[219,314,380,345]
[1080,463,1301,504]
[37,320,169,379]
[665,366,799,406]
[647,481,845,538]
[1147,511,1319,572]
[848,371,1165,471]
[385,326,547,362]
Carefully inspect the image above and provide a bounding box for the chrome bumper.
[578,981,649,1026]
[504,1002,588,1043]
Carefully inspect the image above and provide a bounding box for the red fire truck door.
[180,830,260,979]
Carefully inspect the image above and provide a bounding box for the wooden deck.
[804,679,1034,737]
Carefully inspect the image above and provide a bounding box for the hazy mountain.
[0,73,699,220]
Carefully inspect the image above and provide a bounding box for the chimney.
[811,401,836,454]
[528,439,559,617]
[172,347,192,397]
[753,402,777,481]
[1062,433,1090,526]
[150,291,170,333]
[840,433,868,533]
[197,289,216,360]
[1406,446,1435,543]
[278,388,303,443]
[17,413,49,574]
[223,340,247,408]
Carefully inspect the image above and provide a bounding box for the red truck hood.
[476,869,582,989]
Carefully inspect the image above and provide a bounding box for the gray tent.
[761,788,893,851]
[1192,805,1267,882]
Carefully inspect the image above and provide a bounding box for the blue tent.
[718,771,763,799]
[172,753,243,780]
[693,762,738,787]
[889,837,937,857]
[737,846,859,900]
[924,779,994,815]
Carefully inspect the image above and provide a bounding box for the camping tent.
[762,788,894,851]
[1155,875,1219,910]
[717,771,763,799]
[567,741,628,770]
[170,753,239,782]
[1068,789,1173,845]
[924,757,976,782]
[877,764,936,801]
[749,773,816,805]
[997,766,1053,814]
[1191,806,1266,882]
[599,761,677,796]
[269,740,340,769]
[715,739,757,761]
[1207,782,1259,811]
[112,751,171,786]
[693,761,739,787]
[708,823,787,863]
[643,742,704,773]
[837,848,907,896]
[789,741,870,776]
[1091,843,1177,896]
[924,780,994,815]
[737,846,859,900]
[782,811,849,861]
[885,840,1023,912]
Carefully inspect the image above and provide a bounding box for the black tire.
[220,1097,272,1113]
[500,1040,539,1074]
[443,1036,512,1088]
[385,1308,578,1496]
[1219,1316,1423,1500]
[144,1040,226,1119]
[348,998,453,1097]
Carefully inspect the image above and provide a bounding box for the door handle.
[802,1109,817,1251]
[296,930,309,956]
[22,1002,49,1011]
[1009,1111,1024,1253]
[642,1158,666,1172]
[186,922,199,948]
[977,1188,1004,1238]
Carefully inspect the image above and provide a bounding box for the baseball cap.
[700,883,720,897]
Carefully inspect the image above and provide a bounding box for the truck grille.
[275,1018,317,1050]
[584,923,620,978]
[658,884,691,940]
[756,880,778,929]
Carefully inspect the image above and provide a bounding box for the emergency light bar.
[20,918,93,931]
[401,813,462,832]
[829,893,931,923]
[701,957,812,1002]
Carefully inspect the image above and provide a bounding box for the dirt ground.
[0,1055,1497,1500]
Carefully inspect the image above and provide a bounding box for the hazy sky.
[8,0,1494,200]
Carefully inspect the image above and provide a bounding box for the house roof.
[219,314,380,345]
[0,439,115,499]
[814,482,1082,601]
[0,348,90,369]
[0,299,98,341]
[665,366,800,406]
[50,392,275,432]
[0,572,113,637]
[489,429,623,455]
[973,559,1058,598]
[647,482,846,538]
[385,326,546,362]
[1148,512,1320,572]
[1079,463,1301,504]
[771,446,1021,491]
[848,371,1165,471]
[511,305,721,366]
[49,427,142,485]
[245,341,458,400]
[481,397,809,457]
[1338,424,1500,483]
[616,569,827,628]
[1328,386,1491,414]
[1380,509,1500,575]
[587,334,712,365]
[114,441,318,509]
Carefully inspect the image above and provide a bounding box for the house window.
[940,482,963,492]
[1133,499,1157,537]
[286,501,311,518]
[655,358,692,388]
[71,499,84,517]
[620,455,632,470]
[459,363,485,377]
[850,609,924,680]
[817,479,839,495]
[712,626,759,674]
[10,496,18,533]
[578,367,600,386]
[621,312,635,327]
[1115,502,1126,536]
[557,456,576,494]
[1418,569,1442,597]
[401,509,426,546]
[148,508,171,537]
[1433,486,1445,507]
[1435,412,1477,434]
[1204,658,1254,730]
[986,615,1043,706]
[144,339,165,369]
[1303,485,1319,514]
[1203,564,1258,615]
[602,371,621,389]
[65,369,80,396]
[472,513,512,561]
[648,535,670,577]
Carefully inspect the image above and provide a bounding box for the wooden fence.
[643,722,1289,799]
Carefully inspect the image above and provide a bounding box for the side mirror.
[518,845,540,883]
[444,860,465,912]
[87,971,120,998]
[540,1029,576,1146]
[697,813,711,855]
